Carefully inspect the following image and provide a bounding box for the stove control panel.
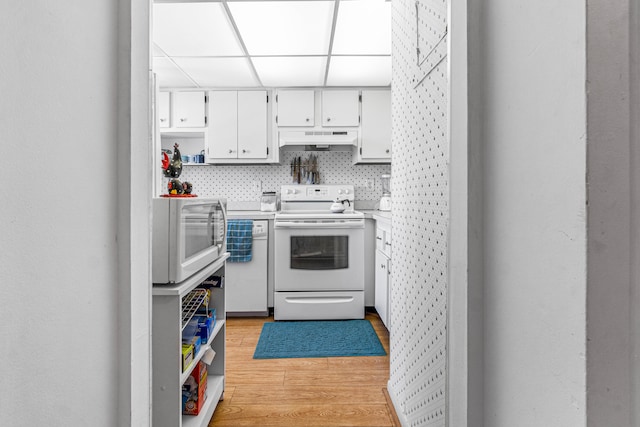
[280,185,355,202]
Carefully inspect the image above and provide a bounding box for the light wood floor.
[208,311,396,427]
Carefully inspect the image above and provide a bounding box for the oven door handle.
[274,220,364,229]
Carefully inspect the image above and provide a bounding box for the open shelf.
[153,255,227,427]
[182,375,224,427]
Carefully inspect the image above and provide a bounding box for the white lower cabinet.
[375,249,391,328]
[152,255,228,427]
[374,217,391,329]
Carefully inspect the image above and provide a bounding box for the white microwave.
[152,197,227,284]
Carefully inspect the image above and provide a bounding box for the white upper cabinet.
[321,90,360,127]
[208,91,238,159]
[237,91,268,159]
[172,91,206,128]
[276,90,315,127]
[158,92,171,128]
[356,89,391,163]
[207,90,271,162]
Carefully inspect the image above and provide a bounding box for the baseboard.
[385,380,409,427]
[382,387,402,427]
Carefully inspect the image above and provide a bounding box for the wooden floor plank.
[210,404,394,427]
[208,312,393,426]
[227,385,388,405]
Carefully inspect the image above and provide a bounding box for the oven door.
[274,220,364,291]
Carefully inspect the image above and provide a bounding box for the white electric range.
[273,184,365,320]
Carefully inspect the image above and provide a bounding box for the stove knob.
[338,189,344,195]
[343,189,350,194]
[287,188,297,195]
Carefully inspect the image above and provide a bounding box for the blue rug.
[253,319,387,359]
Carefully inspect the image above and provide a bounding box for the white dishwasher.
[226,220,268,316]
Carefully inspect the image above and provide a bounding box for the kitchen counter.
[227,209,389,220]
[360,209,392,222]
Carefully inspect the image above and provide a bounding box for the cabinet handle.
[228,149,236,154]
[385,242,391,246]
[305,118,310,122]
[180,118,186,122]
[376,236,382,241]
[386,149,390,153]
[160,118,166,122]
[326,117,331,122]
[242,149,247,154]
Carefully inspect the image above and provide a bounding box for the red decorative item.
[161,151,170,171]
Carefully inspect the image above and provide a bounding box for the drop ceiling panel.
[153,3,243,56]
[332,1,392,55]
[252,56,327,87]
[153,57,196,88]
[172,57,259,87]
[228,1,334,55]
[327,56,392,86]
[152,0,392,88]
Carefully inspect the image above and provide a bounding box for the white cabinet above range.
[275,90,315,127]
[274,88,390,164]
[275,89,360,128]
[321,90,360,127]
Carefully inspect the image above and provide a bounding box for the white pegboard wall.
[170,149,389,203]
[389,0,449,426]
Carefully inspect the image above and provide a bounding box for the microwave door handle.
[207,210,215,245]
[219,201,227,251]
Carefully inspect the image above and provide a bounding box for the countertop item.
[260,192,278,212]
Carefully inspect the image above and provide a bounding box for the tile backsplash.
[174,149,390,208]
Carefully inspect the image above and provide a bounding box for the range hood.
[279,130,359,148]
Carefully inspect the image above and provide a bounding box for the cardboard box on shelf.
[194,313,216,343]
[182,361,208,415]
[183,335,201,356]
[181,344,194,372]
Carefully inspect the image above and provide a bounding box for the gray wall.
[586,0,637,425]
[0,2,151,425]
[477,1,588,425]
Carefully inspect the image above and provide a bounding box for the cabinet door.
[158,92,170,128]
[209,91,238,159]
[277,90,315,126]
[375,249,389,328]
[360,90,391,159]
[322,90,360,127]
[172,91,206,128]
[238,91,268,159]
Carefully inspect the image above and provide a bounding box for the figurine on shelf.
[182,181,193,194]
[167,179,183,195]
[162,143,183,178]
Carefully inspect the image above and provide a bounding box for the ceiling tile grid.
[152,0,392,89]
